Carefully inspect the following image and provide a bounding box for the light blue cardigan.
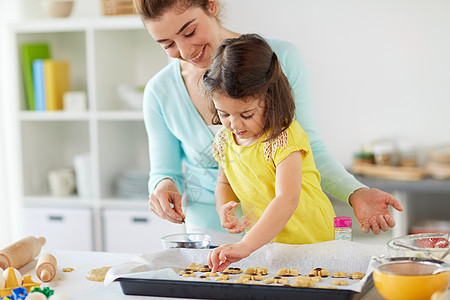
[143,38,366,232]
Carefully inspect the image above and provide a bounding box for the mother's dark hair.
[134,0,213,21]
[203,33,295,142]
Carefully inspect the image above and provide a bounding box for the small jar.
[334,216,352,241]
[354,152,375,164]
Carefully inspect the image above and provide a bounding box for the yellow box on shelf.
[44,59,70,111]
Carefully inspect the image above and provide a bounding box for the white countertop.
[18,250,184,300]
[13,243,396,300]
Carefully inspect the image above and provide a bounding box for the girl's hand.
[207,242,253,273]
[218,201,245,234]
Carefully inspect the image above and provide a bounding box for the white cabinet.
[23,207,93,251]
[103,209,185,253]
[10,16,170,251]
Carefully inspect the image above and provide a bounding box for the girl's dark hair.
[203,33,295,142]
[134,0,211,21]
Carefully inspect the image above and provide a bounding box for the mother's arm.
[143,84,185,223]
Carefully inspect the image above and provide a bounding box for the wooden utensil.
[0,236,46,269]
[36,253,57,282]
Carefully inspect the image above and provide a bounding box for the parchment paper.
[106,240,388,292]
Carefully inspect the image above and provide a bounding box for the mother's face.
[144,2,221,69]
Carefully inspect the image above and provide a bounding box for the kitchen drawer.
[23,207,93,251]
[102,209,185,253]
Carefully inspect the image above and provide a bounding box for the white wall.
[1,1,449,245]
[0,0,7,247]
[0,0,19,247]
[223,0,450,166]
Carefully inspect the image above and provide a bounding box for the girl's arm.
[208,151,303,272]
[215,166,245,234]
[240,151,302,251]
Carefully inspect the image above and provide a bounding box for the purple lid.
[334,216,352,228]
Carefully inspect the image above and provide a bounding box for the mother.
[135,0,403,245]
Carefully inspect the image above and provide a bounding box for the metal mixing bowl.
[161,233,210,249]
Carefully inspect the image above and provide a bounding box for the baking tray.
[116,273,376,300]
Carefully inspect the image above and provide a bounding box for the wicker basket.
[102,0,136,16]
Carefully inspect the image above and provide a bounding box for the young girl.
[204,34,336,272]
[137,0,402,244]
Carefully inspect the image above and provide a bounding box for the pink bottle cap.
[334,216,352,228]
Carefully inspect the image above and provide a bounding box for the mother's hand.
[148,178,185,224]
[350,188,404,234]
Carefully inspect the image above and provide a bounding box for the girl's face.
[213,94,266,146]
[144,1,221,69]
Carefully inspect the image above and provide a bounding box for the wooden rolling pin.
[36,253,57,282]
[0,236,46,269]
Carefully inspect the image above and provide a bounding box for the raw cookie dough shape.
[179,270,196,277]
[349,272,365,279]
[216,274,230,281]
[332,271,348,278]
[297,274,321,283]
[223,267,242,274]
[199,265,211,272]
[264,276,289,284]
[277,268,298,276]
[309,267,330,277]
[234,278,249,284]
[86,266,112,282]
[332,279,348,286]
[186,263,202,272]
[292,280,315,288]
[245,267,268,276]
[239,274,264,281]
[62,268,74,273]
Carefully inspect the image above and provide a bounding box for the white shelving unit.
[9,16,185,252]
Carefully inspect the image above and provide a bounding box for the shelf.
[354,174,450,194]
[100,199,148,209]
[353,161,425,181]
[24,196,149,210]
[24,196,92,208]
[97,111,143,120]
[19,111,90,121]
[18,110,144,121]
[11,15,143,32]
[10,17,168,251]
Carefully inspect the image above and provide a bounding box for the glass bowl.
[161,233,210,249]
[387,233,450,263]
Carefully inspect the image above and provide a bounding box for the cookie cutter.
[0,268,41,298]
